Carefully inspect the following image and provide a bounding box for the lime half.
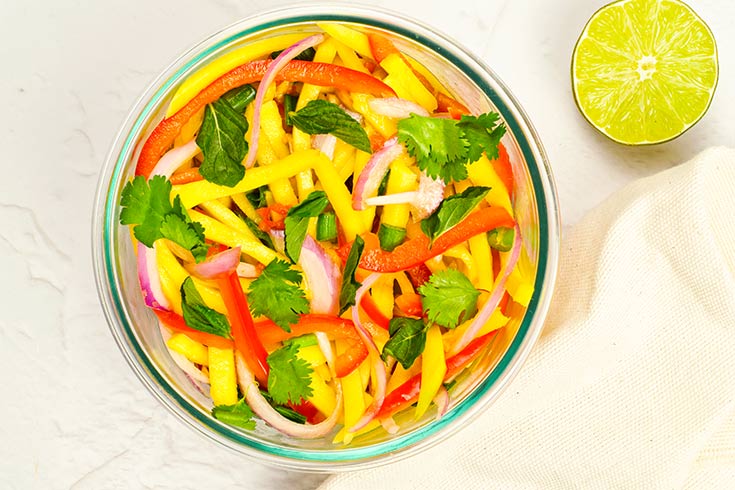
[572,0,718,145]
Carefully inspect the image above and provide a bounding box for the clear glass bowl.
[92,4,560,471]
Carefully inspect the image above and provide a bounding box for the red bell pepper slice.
[395,293,423,318]
[491,143,514,197]
[154,310,234,350]
[334,339,369,379]
[359,294,391,330]
[407,263,432,288]
[376,331,498,419]
[341,207,515,273]
[436,92,470,119]
[137,60,395,178]
[217,271,270,386]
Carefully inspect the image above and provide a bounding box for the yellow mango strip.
[358,358,372,391]
[316,23,372,59]
[154,240,226,314]
[394,272,415,295]
[415,325,446,419]
[298,345,328,366]
[305,367,337,417]
[174,149,319,207]
[188,209,279,265]
[404,55,451,96]
[259,100,290,158]
[231,193,261,224]
[444,243,477,284]
[245,104,298,206]
[336,340,366,443]
[442,308,509,347]
[380,54,437,112]
[424,255,447,274]
[333,419,380,445]
[381,160,417,228]
[502,250,534,307]
[167,333,209,365]
[333,139,356,181]
[315,364,332,383]
[468,234,494,291]
[371,275,394,320]
[333,39,370,73]
[199,199,258,241]
[354,150,371,179]
[351,93,397,138]
[208,347,238,406]
[166,33,308,116]
[311,156,372,240]
[174,108,205,148]
[386,359,421,393]
[467,155,514,216]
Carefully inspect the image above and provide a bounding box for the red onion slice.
[381,416,400,434]
[315,332,336,377]
[450,224,522,355]
[137,242,170,310]
[190,246,241,279]
[352,137,403,211]
[236,262,259,278]
[349,273,388,432]
[432,386,449,420]
[368,97,429,119]
[236,354,342,438]
[364,172,444,219]
[150,139,200,179]
[312,134,337,160]
[244,33,325,169]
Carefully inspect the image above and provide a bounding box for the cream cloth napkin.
[320,147,735,489]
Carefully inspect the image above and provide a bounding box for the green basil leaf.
[196,98,249,187]
[180,277,231,338]
[339,235,365,315]
[381,317,428,369]
[421,186,490,242]
[284,191,329,262]
[289,100,371,153]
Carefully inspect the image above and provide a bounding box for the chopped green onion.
[271,46,316,62]
[222,85,256,113]
[284,333,319,350]
[378,223,406,252]
[316,212,337,242]
[283,94,298,126]
[377,169,391,196]
[487,227,514,252]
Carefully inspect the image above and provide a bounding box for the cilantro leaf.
[266,343,313,405]
[212,398,256,430]
[180,277,231,338]
[339,236,365,315]
[248,259,309,332]
[289,100,372,153]
[457,113,506,162]
[119,176,209,261]
[196,97,249,187]
[381,317,428,369]
[418,269,480,328]
[397,114,468,182]
[259,389,307,424]
[420,186,490,242]
[284,191,329,263]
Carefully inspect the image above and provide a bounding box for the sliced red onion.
[150,139,200,178]
[137,242,170,310]
[352,137,402,211]
[312,133,337,160]
[236,262,259,278]
[236,354,342,438]
[432,386,449,421]
[268,230,285,254]
[343,107,363,124]
[315,332,336,377]
[381,416,400,434]
[300,235,340,315]
[244,33,325,169]
[368,97,429,119]
[349,273,388,432]
[450,224,522,355]
[364,171,445,219]
[190,247,241,280]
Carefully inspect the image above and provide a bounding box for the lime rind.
[571,0,718,145]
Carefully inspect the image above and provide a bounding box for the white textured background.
[1,0,733,488]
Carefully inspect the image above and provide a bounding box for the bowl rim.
[92,2,560,471]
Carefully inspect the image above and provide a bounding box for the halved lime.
[572,0,718,145]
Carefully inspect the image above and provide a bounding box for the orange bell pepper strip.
[359,294,391,330]
[154,310,234,350]
[367,33,401,63]
[217,271,270,386]
[334,339,369,378]
[340,207,515,273]
[376,330,498,419]
[491,144,514,197]
[136,60,396,178]
[170,167,203,185]
[436,92,470,119]
[395,292,423,317]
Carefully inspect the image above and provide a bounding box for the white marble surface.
[1,0,733,488]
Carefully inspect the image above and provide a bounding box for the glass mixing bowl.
[93,4,560,471]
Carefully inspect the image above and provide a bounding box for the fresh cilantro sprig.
[180,277,231,338]
[120,175,208,262]
[418,269,480,328]
[421,186,490,242]
[397,111,506,182]
[289,100,372,153]
[266,343,314,405]
[339,236,365,315]
[381,317,428,369]
[212,398,256,430]
[284,191,329,263]
[196,97,249,187]
[248,259,309,332]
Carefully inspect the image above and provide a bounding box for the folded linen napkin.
[320,147,735,489]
